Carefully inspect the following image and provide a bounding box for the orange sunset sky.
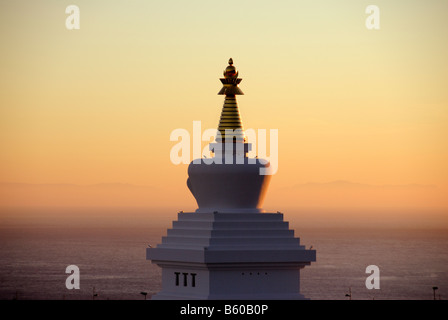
[1,1,447,218]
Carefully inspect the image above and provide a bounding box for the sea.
[0,207,447,300]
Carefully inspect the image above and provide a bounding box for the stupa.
[147,58,316,299]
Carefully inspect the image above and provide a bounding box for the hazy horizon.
[2,179,447,229]
[1,179,446,209]
[1,205,447,230]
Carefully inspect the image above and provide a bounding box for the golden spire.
[216,58,245,143]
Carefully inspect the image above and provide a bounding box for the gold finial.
[218,57,243,95]
[223,58,238,79]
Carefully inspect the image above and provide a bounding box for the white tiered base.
[147,211,316,300]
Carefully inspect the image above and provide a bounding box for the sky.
[0,0,447,214]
